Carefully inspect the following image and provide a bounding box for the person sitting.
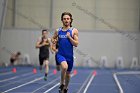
[10,51,21,65]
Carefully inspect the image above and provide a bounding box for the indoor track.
[0,65,140,93]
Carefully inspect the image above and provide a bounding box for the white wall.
[4,0,139,31]
[1,0,139,68]
[0,29,139,68]
[5,0,51,29]
[95,0,139,31]
[77,30,139,68]
[0,0,5,26]
[0,0,7,34]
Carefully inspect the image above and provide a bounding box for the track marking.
[2,73,53,93]
[0,76,17,82]
[0,71,12,75]
[114,71,140,93]
[83,74,95,93]
[0,72,32,82]
[31,76,61,93]
[0,73,37,87]
[77,71,92,93]
[43,74,74,93]
[44,83,60,93]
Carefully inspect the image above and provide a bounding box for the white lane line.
[2,73,53,93]
[0,71,12,75]
[113,73,124,93]
[2,77,43,93]
[113,71,140,93]
[44,83,60,93]
[0,72,32,82]
[31,76,61,93]
[21,72,33,77]
[0,73,36,88]
[43,74,74,93]
[0,76,17,82]
[77,72,92,93]
[116,71,140,75]
[83,75,95,93]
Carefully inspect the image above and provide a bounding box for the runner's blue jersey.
[57,27,74,59]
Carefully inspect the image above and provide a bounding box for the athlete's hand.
[66,32,71,38]
[42,42,47,46]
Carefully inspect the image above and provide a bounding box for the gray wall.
[0,0,7,37]
[0,29,139,68]
[0,0,4,27]
[0,0,139,68]
[4,0,140,31]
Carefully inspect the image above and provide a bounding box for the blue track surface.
[0,66,140,93]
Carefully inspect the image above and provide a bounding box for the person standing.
[10,51,21,65]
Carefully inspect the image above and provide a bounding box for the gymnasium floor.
[0,65,140,93]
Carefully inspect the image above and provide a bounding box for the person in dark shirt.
[36,29,52,81]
